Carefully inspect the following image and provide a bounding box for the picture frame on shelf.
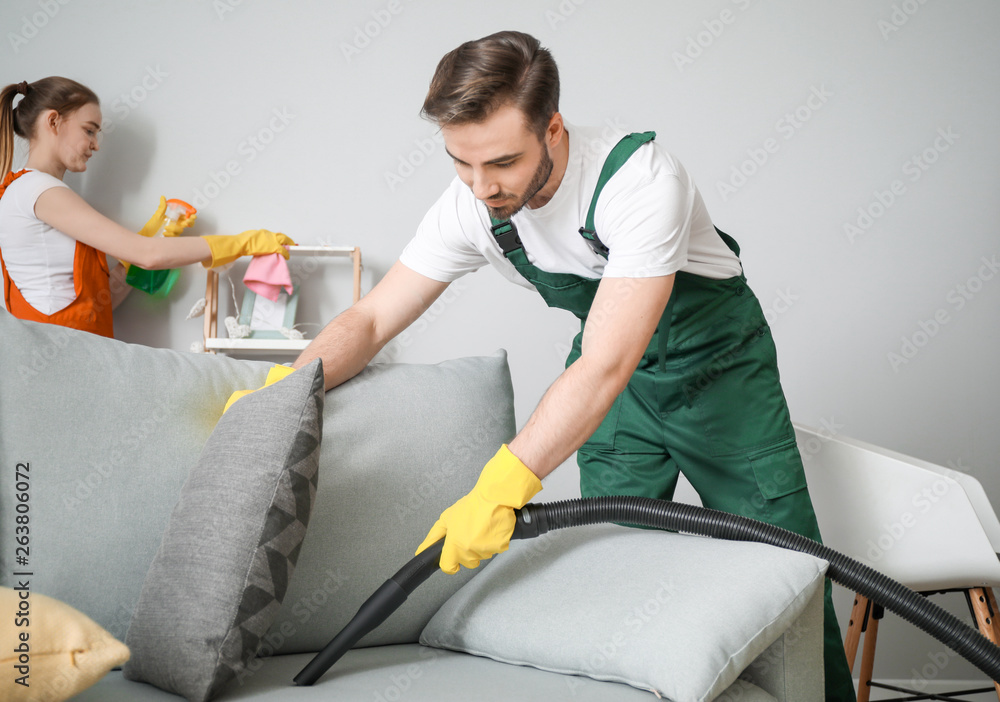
[202,245,362,354]
[237,287,300,340]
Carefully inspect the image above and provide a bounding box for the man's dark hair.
[421,30,560,138]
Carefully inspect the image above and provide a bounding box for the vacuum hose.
[294,496,1000,686]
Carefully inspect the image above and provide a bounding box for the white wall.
[5,0,998,682]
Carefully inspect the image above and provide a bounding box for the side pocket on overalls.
[747,436,807,499]
[580,392,624,452]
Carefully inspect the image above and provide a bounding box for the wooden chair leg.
[856,605,880,702]
[844,592,868,673]
[967,587,1000,699]
[985,587,1000,644]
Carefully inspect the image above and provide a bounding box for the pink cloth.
[243,252,293,302]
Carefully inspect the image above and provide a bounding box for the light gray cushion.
[122,359,325,701]
[420,524,828,702]
[0,313,272,640]
[264,353,517,654]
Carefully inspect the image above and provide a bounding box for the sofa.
[0,310,829,701]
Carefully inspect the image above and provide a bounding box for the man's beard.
[485,147,554,221]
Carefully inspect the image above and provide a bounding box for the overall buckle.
[491,220,523,255]
[578,227,609,258]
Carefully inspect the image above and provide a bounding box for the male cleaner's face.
[443,103,554,220]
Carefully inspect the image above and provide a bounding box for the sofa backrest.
[0,311,515,651]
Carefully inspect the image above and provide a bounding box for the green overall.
[490,133,855,701]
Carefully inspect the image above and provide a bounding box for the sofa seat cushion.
[421,524,828,702]
[73,645,778,701]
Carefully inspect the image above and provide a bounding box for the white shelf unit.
[202,245,362,355]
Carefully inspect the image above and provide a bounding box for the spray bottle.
[125,198,197,297]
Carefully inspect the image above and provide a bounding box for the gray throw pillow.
[122,359,324,702]
[420,523,828,702]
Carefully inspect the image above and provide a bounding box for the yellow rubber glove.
[201,230,296,269]
[223,364,296,414]
[123,198,196,271]
[416,445,543,574]
[137,197,168,238]
[163,212,196,236]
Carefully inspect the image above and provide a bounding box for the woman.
[0,76,293,337]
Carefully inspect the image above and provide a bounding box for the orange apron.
[0,169,114,338]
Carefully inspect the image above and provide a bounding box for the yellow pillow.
[0,587,130,702]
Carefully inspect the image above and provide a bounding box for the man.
[294,30,855,700]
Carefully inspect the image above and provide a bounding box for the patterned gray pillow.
[122,359,324,702]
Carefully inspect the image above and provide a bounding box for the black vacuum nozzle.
[293,509,542,686]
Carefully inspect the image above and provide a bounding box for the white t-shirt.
[0,170,76,314]
[399,123,741,291]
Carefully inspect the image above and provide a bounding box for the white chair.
[794,423,1000,701]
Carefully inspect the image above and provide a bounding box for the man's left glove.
[416,444,542,574]
[223,364,295,414]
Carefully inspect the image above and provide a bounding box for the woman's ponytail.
[0,83,21,177]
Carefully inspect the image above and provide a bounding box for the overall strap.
[579,131,656,258]
[0,169,29,200]
[715,227,741,257]
[490,218,523,257]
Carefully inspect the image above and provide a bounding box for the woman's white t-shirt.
[399,123,741,290]
[0,170,76,314]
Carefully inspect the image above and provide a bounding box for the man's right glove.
[201,230,296,269]
[416,444,543,574]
